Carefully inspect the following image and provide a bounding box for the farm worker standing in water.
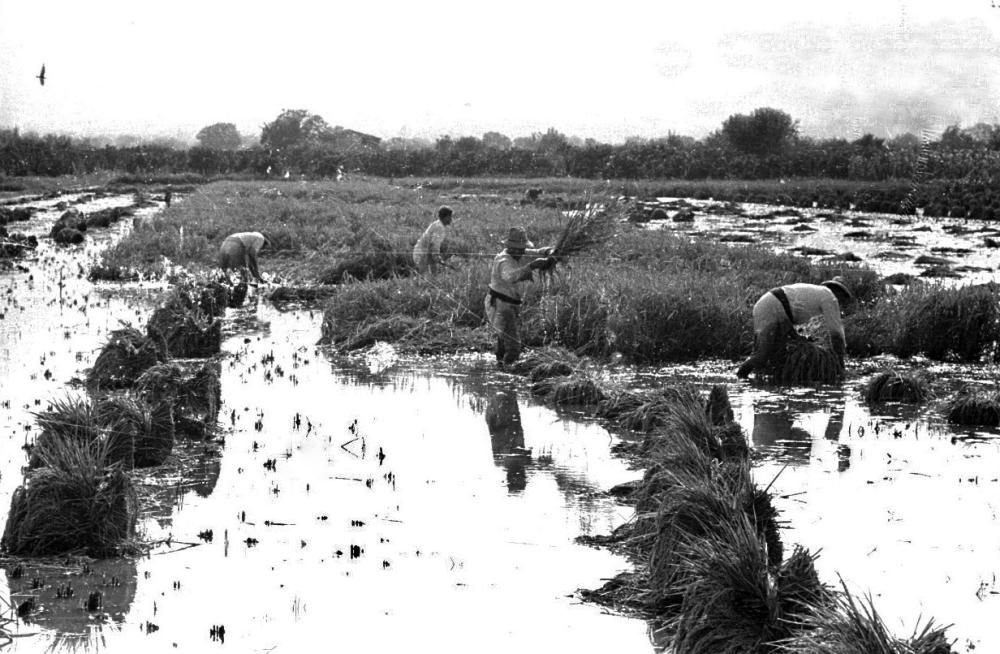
[485,227,555,366]
[737,277,853,379]
[412,205,454,274]
[219,231,271,284]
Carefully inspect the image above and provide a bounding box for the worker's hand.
[529,257,557,271]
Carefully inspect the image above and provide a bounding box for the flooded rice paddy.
[0,191,998,652]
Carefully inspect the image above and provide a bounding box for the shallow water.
[0,192,652,652]
[0,191,998,652]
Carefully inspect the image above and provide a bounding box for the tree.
[196,122,242,150]
[939,124,974,150]
[482,131,511,150]
[853,133,886,157]
[260,109,332,150]
[721,107,798,155]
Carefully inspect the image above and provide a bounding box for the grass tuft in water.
[943,386,1000,426]
[862,369,931,404]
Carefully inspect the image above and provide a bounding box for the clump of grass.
[317,232,414,284]
[531,374,606,405]
[862,369,931,404]
[87,327,163,390]
[877,283,1000,361]
[1,437,138,557]
[944,386,1000,426]
[508,346,580,376]
[778,579,954,654]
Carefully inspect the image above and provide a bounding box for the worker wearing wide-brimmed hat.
[485,227,555,365]
[413,205,454,274]
[737,277,853,379]
[219,231,272,284]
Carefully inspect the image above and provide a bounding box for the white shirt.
[413,220,447,263]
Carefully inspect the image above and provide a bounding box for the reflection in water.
[485,388,530,493]
[2,556,138,639]
[750,396,845,465]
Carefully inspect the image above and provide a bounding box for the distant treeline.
[3,128,1000,183]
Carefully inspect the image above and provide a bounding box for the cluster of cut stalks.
[1,280,236,558]
[506,347,955,653]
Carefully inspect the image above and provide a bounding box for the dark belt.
[769,287,795,324]
[489,288,521,306]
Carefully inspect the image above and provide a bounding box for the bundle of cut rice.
[2,438,137,557]
[550,202,618,264]
[863,369,931,404]
[146,303,221,359]
[944,386,1000,426]
[86,327,162,390]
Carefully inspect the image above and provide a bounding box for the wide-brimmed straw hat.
[502,227,534,249]
[822,277,853,301]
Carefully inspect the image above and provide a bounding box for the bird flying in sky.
[37,65,45,86]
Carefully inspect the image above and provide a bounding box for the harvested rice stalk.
[944,386,1000,426]
[146,301,221,359]
[229,282,248,308]
[550,202,618,264]
[95,396,174,468]
[532,374,606,405]
[862,369,931,404]
[1,438,138,557]
[87,327,162,390]
[135,360,220,424]
[776,546,832,624]
[527,360,574,382]
[778,579,954,654]
[649,461,783,606]
[509,346,579,376]
[771,335,844,385]
[668,515,784,653]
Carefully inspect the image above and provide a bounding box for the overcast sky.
[1,0,999,143]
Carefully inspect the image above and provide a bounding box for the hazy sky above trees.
[1,0,997,143]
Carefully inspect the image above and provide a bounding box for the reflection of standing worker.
[485,389,529,493]
[485,227,555,365]
[737,278,853,378]
[412,205,454,274]
[219,231,271,284]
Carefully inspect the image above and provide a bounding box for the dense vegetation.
[7,110,1000,192]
